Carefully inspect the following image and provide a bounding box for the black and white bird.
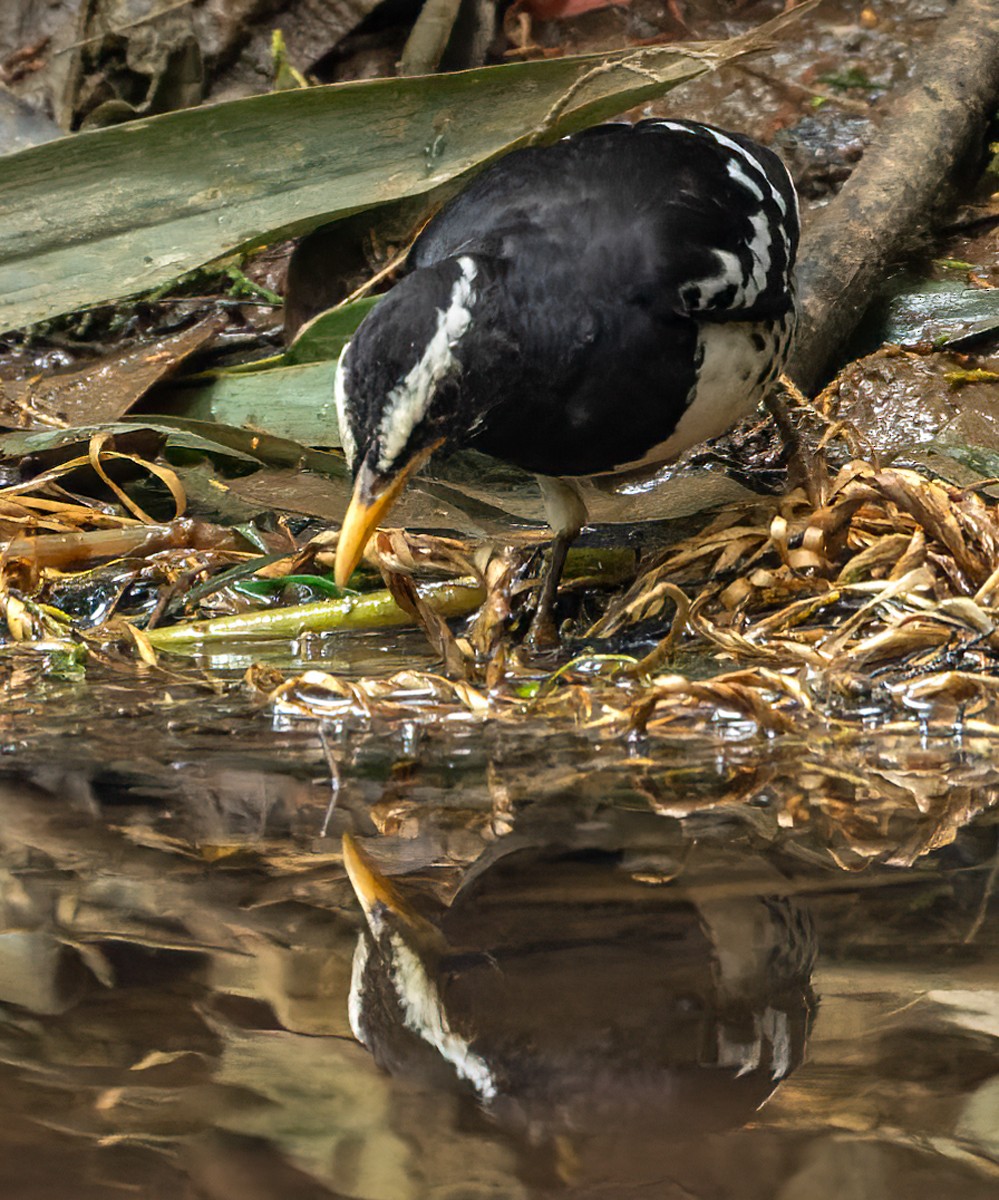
[342,830,816,1181]
[333,119,800,643]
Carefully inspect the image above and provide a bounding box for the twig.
[734,62,872,116]
[399,0,464,76]
[532,48,707,143]
[963,848,999,944]
[337,246,411,307]
[318,724,341,837]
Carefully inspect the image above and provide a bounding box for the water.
[0,653,996,1199]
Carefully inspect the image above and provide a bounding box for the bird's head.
[333,255,480,586]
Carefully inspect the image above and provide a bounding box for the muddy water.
[0,654,996,1199]
[2,0,997,1190]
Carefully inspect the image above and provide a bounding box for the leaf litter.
[4,379,999,747]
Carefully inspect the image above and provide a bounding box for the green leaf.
[0,420,258,466]
[0,417,347,476]
[0,10,804,332]
[166,361,342,446]
[282,297,382,365]
[816,67,879,91]
[234,573,345,599]
[218,296,381,374]
[874,282,999,348]
[159,298,384,445]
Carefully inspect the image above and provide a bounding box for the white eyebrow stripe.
[347,931,371,1044]
[333,344,356,470]
[376,256,478,473]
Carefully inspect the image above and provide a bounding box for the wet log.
[788,0,999,396]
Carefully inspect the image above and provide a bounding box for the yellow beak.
[334,443,442,588]
[342,831,443,946]
[334,469,409,588]
[342,831,411,921]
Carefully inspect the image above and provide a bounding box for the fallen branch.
[5,520,240,568]
[788,0,999,395]
[399,0,464,75]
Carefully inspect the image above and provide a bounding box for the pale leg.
[528,476,589,650]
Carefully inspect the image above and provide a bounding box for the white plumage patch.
[385,932,498,1101]
[686,249,741,306]
[666,322,772,447]
[745,211,774,299]
[675,120,794,223]
[602,321,781,476]
[348,910,497,1100]
[376,256,478,472]
[348,930,371,1044]
[652,119,796,302]
[706,124,800,258]
[716,1006,792,1082]
[762,1006,792,1080]
[333,344,356,469]
[725,155,765,202]
[716,1021,762,1077]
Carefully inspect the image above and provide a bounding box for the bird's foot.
[525,606,561,653]
[522,478,587,653]
[768,379,826,507]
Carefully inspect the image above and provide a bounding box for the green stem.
[146,578,486,649]
[144,546,635,651]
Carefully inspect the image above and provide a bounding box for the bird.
[341,829,816,1186]
[332,118,800,646]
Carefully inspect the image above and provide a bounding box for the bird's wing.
[436,246,703,477]
[411,120,798,326]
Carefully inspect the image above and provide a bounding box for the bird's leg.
[529,532,572,651]
[527,476,588,650]
[764,382,822,507]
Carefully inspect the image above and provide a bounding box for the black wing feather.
[411,120,797,326]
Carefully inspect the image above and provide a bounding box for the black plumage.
[333,119,800,641]
[342,831,817,1180]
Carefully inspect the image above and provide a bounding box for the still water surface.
[0,652,996,1199]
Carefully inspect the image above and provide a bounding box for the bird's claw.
[525,609,561,653]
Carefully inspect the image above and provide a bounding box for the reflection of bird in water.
[331,119,799,645]
[343,832,816,1185]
